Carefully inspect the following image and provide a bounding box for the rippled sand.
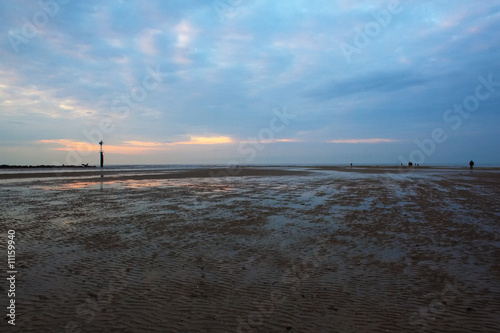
[1,167,499,332]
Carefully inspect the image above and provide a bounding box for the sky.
[1,0,499,166]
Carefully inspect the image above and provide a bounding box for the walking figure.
[469,160,474,170]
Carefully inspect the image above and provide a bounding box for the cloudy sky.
[1,0,499,166]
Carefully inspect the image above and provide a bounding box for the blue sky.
[1,0,499,165]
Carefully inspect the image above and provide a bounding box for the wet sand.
[0,167,308,181]
[1,167,499,332]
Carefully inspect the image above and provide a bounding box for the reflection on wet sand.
[36,177,241,192]
[37,181,101,191]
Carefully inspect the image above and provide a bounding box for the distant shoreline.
[1,165,499,181]
[0,164,96,169]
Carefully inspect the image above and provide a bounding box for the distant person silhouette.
[469,160,474,170]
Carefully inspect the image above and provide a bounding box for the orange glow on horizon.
[38,136,233,155]
[275,138,301,142]
[39,139,97,151]
[178,136,232,145]
[123,141,165,147]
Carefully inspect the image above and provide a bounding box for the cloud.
[177,136,232,145]
[38,136,233,155]
[39,139,96,151]
[123,141,164,147]
[305,71,429,101]
[240,138,302,144]
[274,138,302,143]
[137,28,162,56]
[329,138,398,144]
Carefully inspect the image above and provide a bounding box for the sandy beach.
[1,166,499,332]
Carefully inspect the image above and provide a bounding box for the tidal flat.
[1,167,499,332]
